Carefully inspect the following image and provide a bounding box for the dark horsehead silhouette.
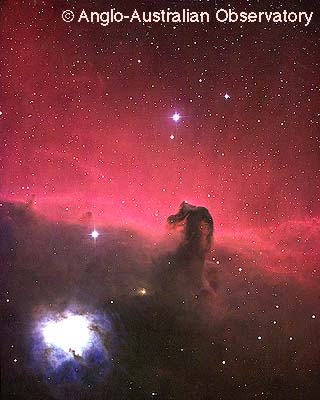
[167,201,214,258]
[156,201,214,298]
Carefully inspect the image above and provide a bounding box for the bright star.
[42,314,92,356]
[172,112,181,122]
[91,230,99,239]
[224,93,230,100]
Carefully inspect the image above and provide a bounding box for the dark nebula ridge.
[1,200,319,399]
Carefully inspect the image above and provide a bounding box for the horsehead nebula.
[1,0,319,399]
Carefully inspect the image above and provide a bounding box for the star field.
[0,0,318,230]
[0,0,320,399]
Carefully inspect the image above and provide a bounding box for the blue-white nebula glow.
[31,305,118,396]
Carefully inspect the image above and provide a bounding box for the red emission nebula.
[1,1,319,284]
[1,1,320,399]
[0,1,319,287]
